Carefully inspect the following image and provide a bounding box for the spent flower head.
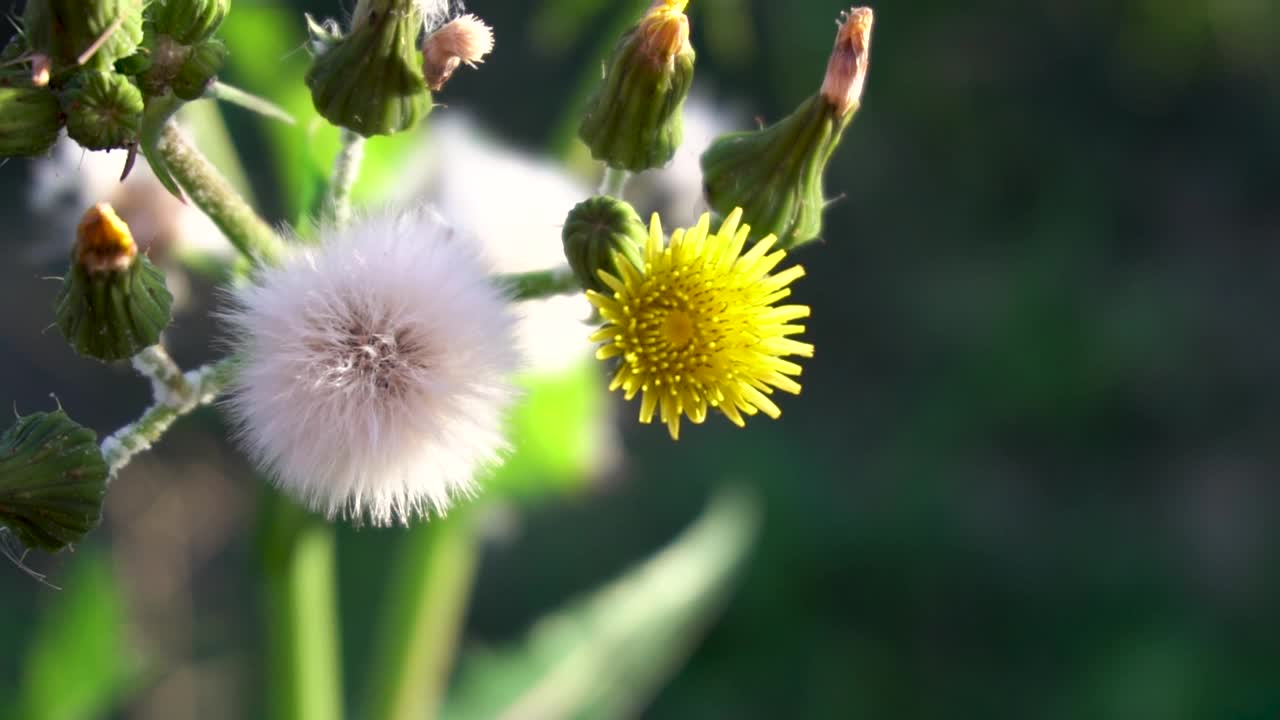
[223,208,520,525]
[422,13,494,91]
[820,7,874,118]
[587,209,814,439]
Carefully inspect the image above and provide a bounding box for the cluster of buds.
[133,0,231,100]
[702,8,873,248]
[305,1,494,137]
[573,3,872,248]
[0,0,233,159]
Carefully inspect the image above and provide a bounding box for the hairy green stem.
[157,123,287,266]
[261,493,344,720]
[500,266,582,301]
[599,166,631,197]
[325,129,366,227]
[365,512,480,720]
[100,355,237,478]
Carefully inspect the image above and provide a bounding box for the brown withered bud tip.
[821,7,873,118]
[75,203,137,273]
[637,0,691,66]
[30,54,51,87]
[421,14,494,91]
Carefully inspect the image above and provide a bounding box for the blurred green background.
[2,0,1280,718]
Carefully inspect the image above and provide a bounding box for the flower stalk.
[155,122,287,266]
[499,266,582,301]
[599,166,631,197]
[324,128,366,226]
[100,354,237,477]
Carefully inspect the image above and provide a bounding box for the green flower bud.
[171,38,227,100]
[55,203,174,363]
[578,0,695,172]
[0,85,63,156]
[61,70,144,150]
[0,409,108,552]
[147,0,231,45]
[563,195,647,293]
[305,0,432,137]
[22,0,144,75]
[700,8,872,249]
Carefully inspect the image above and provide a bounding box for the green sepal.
[562,195,647,293]
[0,410,109,552]
[61,70,144,150]
[700,94,852,249]
[55,255,174,363]
[113,50,153,77]
[305,2,432,137]
[22,0,144,76]
[146,0,231,45]
[171,38,227,100]
[578,26,695,172]
[0,85,63,156]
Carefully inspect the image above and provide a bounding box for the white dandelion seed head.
[222,208,520,525]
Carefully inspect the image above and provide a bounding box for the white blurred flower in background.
[391,112,597,375]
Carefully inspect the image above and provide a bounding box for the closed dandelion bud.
[55,203,174,362]
[305,0,432,137]
[0,409,109,552]
[171,38,227,100]
[0,85,63,156]
[562,195,646,294]
[147,0,231,45]
[61,70,144,150]
[700,7,873,249]
[578,0,695,171]
[22,0,144,75]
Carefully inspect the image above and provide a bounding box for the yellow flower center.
[663,309,695,347]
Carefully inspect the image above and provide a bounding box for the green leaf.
[443,489,761,720]
[16,550,138,720]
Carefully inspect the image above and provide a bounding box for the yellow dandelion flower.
[586,208,814,440]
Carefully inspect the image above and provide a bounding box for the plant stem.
[131,345,192,402]
[365,512,480,720]
[261,492,344,720]
[325,129,366,227]
[499,266,582,301]
[100,355,237,478]
[599,166,630,197]
[157,123,287,266]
